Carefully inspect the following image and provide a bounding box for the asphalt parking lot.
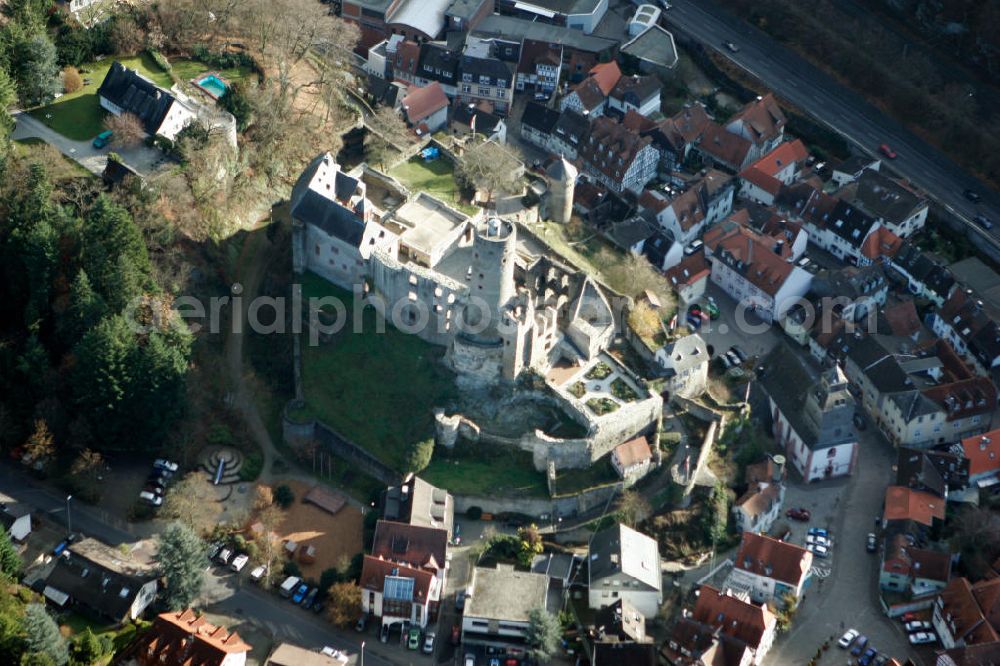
[680,282,785,363]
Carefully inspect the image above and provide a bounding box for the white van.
[279,576,301,597]
[231,554,249,572]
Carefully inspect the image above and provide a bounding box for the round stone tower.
[461,217,516,341]
[547,155,578,225]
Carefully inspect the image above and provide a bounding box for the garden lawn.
[170,59,255,87]
[389,157,478,215]
[299,271,459,471]
[422,440,548,497]
[554,459,620,496]
[29,53,172,141]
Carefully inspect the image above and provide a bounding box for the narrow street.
[765,425,917,665]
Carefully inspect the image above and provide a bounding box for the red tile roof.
[910,548,952,583]
[739,166,782,197]
[882,299,922,337]
[861,225,903,261]
[401,82,448,124]
[589,61,622,96]
[665,253,710,290]
[371,520,448,572]
[692,586,777,651]
[360,555,434,601]
[394,40,421,79]
[130,610,250,666]
[973,578,1000,633]
[733,532,811,588]
[613,436,652,468]
[883,486,945,526]
[516,39,562,74]
[729,94,786,146]
[698,122,752,170]
[750,139,809,177]
[937,577,1000,646]
[578,116,655,187]
[623,108,656,133]
[961,429,1000,478]
[704,221,795,296]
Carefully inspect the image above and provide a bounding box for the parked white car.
[807,543,829,558]
[806,534,831,547]
[216,548,232,565]
[139,491,163,506]
[905,620,932,633]
[837,628,859,648]
[230,554,249,572]
[908,631,936,645]
[250,565,267,582]
[321,647,349,663]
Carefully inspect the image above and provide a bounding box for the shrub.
[466,506,483,520]
[147,48,172,74]
[62,66,82,93]
[238,452,264,481]
[218,81,252,132]
[585,362,613,381]
[568,382,586,399]
[610,378,639,402]
[586,397,619,416]
[405,437,434,473]
[274,484,295,508]
[282,561,301,577]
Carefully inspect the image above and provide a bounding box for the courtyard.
[299,271,459,471]
[388,155,478,215]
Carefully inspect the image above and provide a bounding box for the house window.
[462,85,471,93]
[480,87,491,96]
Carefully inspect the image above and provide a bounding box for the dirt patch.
[274,479,363,580]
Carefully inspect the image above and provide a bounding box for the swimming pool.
[195,74,228,98]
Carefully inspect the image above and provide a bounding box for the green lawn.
[553,459,620,496]
[30,53,172,141]
[170,58,255,87]
[422,439,548,497]
[299,271,459,471]
[389,157,479,215]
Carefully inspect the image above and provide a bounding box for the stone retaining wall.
[453,480,622,519]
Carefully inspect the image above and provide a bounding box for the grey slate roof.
[460,54,513,85]
[845,336,912,394]
[97,61,175,135]
[522,102,561,135]
[853,169,926,227]
[44,539,157,621]
[828,200,876,247]
[418,42,460,86]
[552,108,590,145]
[588,523,661,593]
[761,343,854,450]
[658,334,708,378]
[473,15,618,54]
[290,154,366,248]
[621,25,679,69]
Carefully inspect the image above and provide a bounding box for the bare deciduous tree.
[104,113,145,148]
[456,141,523,205]
[23,419,55,466]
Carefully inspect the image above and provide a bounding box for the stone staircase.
[198,446,244,485]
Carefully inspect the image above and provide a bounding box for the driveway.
[764,422,918,665]
[12,112,170,177]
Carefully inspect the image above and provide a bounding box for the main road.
[663,0,1000,249]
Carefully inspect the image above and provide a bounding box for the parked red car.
[786,507,811,521]
[879,143,897,159]
[451,624,460,646]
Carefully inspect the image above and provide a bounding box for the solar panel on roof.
[383,576,415,601]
